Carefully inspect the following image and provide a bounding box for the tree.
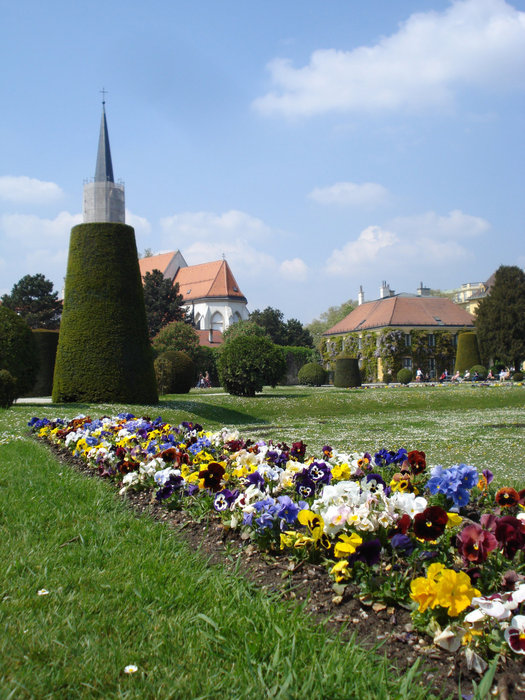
[142,269,188,337]
[249,307,313,347]
[306,299,356,348]
[152,320,200,362]
[1,273,62,329]
[284,318,313,348]
[222,319,269,343]
[0,305,39,396]
[217,335,286,396]
[475,265,525,370]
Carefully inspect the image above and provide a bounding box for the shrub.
[0,305,38,396]
[154,350,194,394]
[334,356,361,388]
[152,321,200,362]
[53,223,158,404]
[217,335,286,397]
[512,371,523,382]
[26,330,59,397]
[454,332,481,374]
[470,364,488,380]
[0,370,17,409]
[397,368,413,385]
[281,346,315,385]
[297,362,327,386]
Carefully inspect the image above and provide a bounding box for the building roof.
[94,103,114,183]
[175,260,246,302]
[325,295,475,335]
[138,252,179,279]
[196,329,224,347]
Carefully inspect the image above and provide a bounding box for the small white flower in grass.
[37,589,49,596]
[124,665,138,674]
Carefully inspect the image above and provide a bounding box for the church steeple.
[83,95,125,224]
[94,102,115,183]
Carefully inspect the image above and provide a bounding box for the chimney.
[379,281,390,299]
[208,328,213,344]
[417,282,431,297]
[358,285,364,306]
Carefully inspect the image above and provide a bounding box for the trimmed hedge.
[53,223,158,404]
[513,372,524,382]
[334,356,361,388]
[218,335,286,397]
[397,368,413,385]
[0,305,38,396]
[455,332,480,374]
[154,350,194,394]
[0,370,17,408]
[25,330,59,397]
[297,362,327,386]
[470,364,488,380]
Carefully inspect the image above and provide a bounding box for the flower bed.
[30,413,525,679]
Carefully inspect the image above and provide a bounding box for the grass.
[0,438,431,699]
[1,383,523,697]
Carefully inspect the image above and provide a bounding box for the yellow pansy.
[334,532,363,558]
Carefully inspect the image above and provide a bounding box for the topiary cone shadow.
[52,223,158,403]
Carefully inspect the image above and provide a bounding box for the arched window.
[211,312,224,332]
[232,312,242,324]
[194,312,202,329]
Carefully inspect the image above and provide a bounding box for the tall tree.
[1,273,62,329]
[142,269,188,338]
[249,307,287,345]
[306,299,356,348]
[475,265,525,370]
[284,318,314,347]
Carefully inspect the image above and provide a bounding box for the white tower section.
[83,101,125,223]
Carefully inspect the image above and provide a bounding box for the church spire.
[94,101,115,183]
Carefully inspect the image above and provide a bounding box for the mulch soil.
[43,440,525,699]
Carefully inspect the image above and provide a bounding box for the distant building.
[138,252,249,343]
[448,272,496,315]
[322,282,475,381]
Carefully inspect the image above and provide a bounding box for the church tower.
[82,99,125,223]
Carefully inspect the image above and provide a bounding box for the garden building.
[322,285,475,381]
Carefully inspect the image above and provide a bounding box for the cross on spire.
[100,87,108,105]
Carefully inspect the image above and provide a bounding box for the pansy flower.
[307,461,332,485]
[407,450,426,474]
[294,471,317,499]
[456,523,498,564]
[297,510,330,549]
[504,615,525,654]
[413,506,448,541]
[290,440,307,459]
[333,532,363,558]
[198,461,225,492]
[495,515,525,559]
[351,539,382,566]
[213,488,239,511]
[330,559,351,583]
[495,487,520,508]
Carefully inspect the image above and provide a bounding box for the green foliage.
[476,265,525,370]
[307,298,356,348]
[142,269,188,337]
[52,223,158,404]
[397,368,413,384]
[280,346,315,385]
[154,350,194,394]
[1,273,62,329]
[217,335,286,396]
[196,346,219,385]
[512,371,523,382]
[0,369,17,408]
[152,320,200,362]
[470,364,488,380]
[222,319,268,343]
[297,362,327,386]
[249,307,313,347]
[26,330,59,397]
[0,305,38,395]
[334,356,362,388]
[455,332,481,373]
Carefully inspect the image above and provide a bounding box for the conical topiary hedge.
[52,223,158,404]
[454,332,481,374]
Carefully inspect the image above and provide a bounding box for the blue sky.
[1,0,524,323]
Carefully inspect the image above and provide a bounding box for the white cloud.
[125,210,152,237]
[309,182,390,207]
[324,226,398,275]
[279,257,309,280]
[160,209,272,242]
[0,211,82,243]
[391,209,490,239]
[253,0,525,117]
[0,175,64,204]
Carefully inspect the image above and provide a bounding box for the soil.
[43,440,525,699]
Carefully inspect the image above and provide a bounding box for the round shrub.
[297,362,327,386]
[0,370,17,409]
[512,371,523,382]
[454,332,480,374]
[470,364,488,380]
[53,223,158,404]
[334,356,361,388]
[154,350,194,394]
[152,321,200,362]
[0,305,38,396]
[397,368,413,385]
[218,335,286,397]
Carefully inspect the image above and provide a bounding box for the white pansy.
[389,491,428,517]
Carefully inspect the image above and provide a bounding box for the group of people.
[196,371,211,388]
[415,367,513,383]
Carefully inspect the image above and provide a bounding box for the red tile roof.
[138,252,177,279]
[175,260,246,302]
[196,329,224,347]
[325,296,475,335]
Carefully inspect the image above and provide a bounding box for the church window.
[211,312,224,332]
